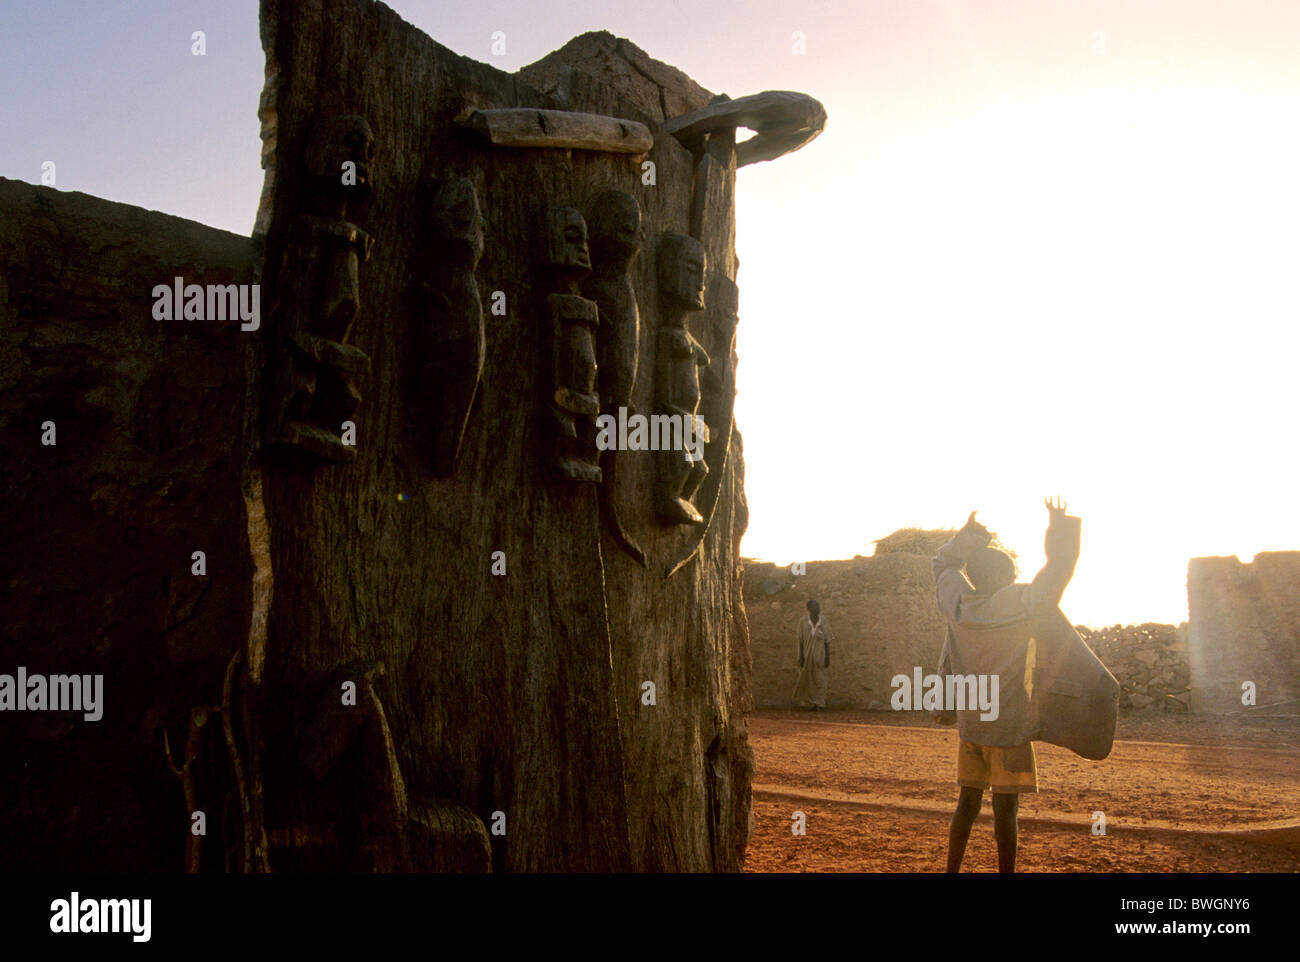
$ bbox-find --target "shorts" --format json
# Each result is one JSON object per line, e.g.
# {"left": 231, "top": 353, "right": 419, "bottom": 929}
{"left": 956, "top": 740, "right": 1038, "bottom": 794}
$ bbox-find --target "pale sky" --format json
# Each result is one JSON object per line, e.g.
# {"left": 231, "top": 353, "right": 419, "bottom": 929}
{"left": 4, "top": 0, "right": 1298, "bottom": 625}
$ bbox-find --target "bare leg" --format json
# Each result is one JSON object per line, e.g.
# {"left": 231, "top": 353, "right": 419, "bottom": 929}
{"left": 681, "top": 451, "right": 709, "bottom": 503}
{"left": 992, "top": 792, "right": 1019, "bottom": 873}
{"left": 946, "top": 786, "right": 982, "bottom": 872}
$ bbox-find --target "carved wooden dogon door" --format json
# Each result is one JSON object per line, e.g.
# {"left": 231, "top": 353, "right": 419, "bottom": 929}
{"left": 255, "top": 0, "right": 822, "bottom": 873}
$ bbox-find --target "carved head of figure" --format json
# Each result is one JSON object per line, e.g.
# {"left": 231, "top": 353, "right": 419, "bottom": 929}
{"left": 657, "top": 233, "right": 707, "bottom": 312}
{"left": 306, "top": 114, "right": 376, "bottom": 196}
{"left": 547, "top": 207, "right": 592, "bottom": 279}
{"left": 432, "top": 176, "right": 484, "bottom": 269}
{"left": 587, "top": 190, "right": 642, "bottom": 271}
{"left": 711, "top": 273, "right": 739, "bottom": 323}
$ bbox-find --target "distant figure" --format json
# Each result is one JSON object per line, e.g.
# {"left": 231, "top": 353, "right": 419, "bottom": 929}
{"left": 933, "top": 498, "right": 1080, "bottom": 873}
{"left": 793, "top": 599, "right": 833, "bottom": 711}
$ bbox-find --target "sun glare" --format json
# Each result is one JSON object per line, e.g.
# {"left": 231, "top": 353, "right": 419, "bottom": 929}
{"left": 736, "top": 72, "right": 1300, "bottom": 627}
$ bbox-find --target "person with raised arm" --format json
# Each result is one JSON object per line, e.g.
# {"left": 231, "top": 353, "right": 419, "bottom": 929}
{"left": 932, "top": 498, "right": 1085, "bottom": 872}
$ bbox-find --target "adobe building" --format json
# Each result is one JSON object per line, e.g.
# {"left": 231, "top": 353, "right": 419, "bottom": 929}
{"left": 1187, "top": 553, "right": 1300, "bottom": 715}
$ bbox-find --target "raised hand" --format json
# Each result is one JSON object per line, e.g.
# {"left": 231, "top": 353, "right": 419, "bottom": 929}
{"left": 961, "top": 511, "right": 992, "bottom": 544}
{"left": 1044, "top": 496, "right": 1068, "bottom": 523}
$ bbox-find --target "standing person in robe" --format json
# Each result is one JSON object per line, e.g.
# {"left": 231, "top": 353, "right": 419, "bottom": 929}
{"left": 793, "top": 599, "right": 833, "bottom": 711}
{"left": 933, "top": 498, "right": 1080, "bottom": 873}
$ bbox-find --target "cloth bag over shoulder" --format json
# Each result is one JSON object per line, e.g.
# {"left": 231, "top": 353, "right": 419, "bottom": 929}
{"left": 1028, "top": 607, "right": 1120, "bottom": 760}
{"left": 933, "top": 511, "right": 1119, "bottom": 759}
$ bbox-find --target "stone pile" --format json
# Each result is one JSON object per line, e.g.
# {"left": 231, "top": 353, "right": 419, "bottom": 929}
{"left": 1075, "top": 623, "right": 1189, "bottom": 712}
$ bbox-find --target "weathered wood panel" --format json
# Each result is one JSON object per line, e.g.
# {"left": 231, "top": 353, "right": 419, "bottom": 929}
{"left": 255, "top": 0, "right": 754, "bottom": 870}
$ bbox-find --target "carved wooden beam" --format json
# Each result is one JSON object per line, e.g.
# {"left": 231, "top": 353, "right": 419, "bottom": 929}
{"left": 660, "top": 90, "right": 826, "bottom": 166}
{"left": 462, "top": 108, "right": 653, "bottom": 154}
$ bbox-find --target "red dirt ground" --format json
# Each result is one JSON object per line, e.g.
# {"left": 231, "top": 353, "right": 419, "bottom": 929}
{"left": 744, "top": 710, "right": 1300, "bottom": 872}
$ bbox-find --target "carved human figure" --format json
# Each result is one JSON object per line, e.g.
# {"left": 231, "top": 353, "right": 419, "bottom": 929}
{"left": 582, "top": 191, "right": 645, "bottom": 560}
{"left": 548, "top": 206, "right": 593, "bottom": 280}
{"left": 581, "top": 190, "right": 642, "bottom": 410}
{"left": 270, "top": 113, "right": 377, "bottom": 462}
{"left": 547, "top": 207, "right": 602, "bottom": 483}
{"left": 268, "top": 660, "right": 493, "bottom": 871}
{"left": 423, "top": 176, "right": 485, "bottom": 474}
{"left": 702, "top": 272, "right": 738, "bottom": 428}
{"left": 655, "top": 233, "right": 711, "bottom": 524}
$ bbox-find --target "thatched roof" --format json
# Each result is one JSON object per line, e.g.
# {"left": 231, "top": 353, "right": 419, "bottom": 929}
{"left": 873, "top": 527, "right": 1019, "bottom": 567}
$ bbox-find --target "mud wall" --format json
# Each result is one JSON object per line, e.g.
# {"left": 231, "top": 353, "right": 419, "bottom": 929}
{"left": 745, "top": 556, "right": 1190, "bottom": 713}
{"left": 1188, "top": 553, "right": 1300, "bottom": 715}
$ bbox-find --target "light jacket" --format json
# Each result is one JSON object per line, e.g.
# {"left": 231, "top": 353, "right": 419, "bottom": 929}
{"left": 933, "top": 515, "right": 1119, "bottom": 759}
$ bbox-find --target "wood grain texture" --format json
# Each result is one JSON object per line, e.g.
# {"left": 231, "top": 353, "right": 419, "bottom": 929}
{"left": 256, "top": 0, "right": 755, "bottom": 870}
{"left": 464, "top": 108, "right": 653, "bottom": 154}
